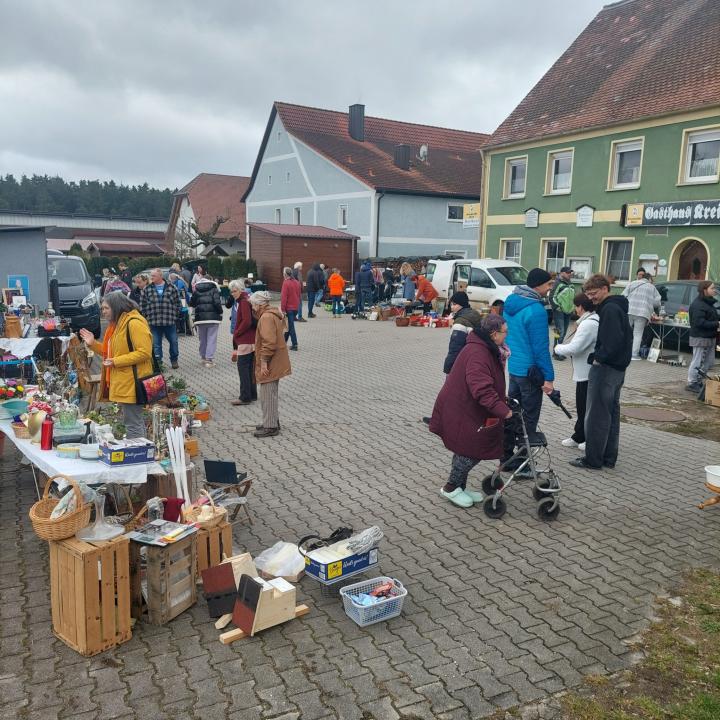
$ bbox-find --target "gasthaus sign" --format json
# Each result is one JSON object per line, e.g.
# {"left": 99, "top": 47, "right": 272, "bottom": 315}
{"left": 624, "top": 200, "right": 720, "bottom": 227}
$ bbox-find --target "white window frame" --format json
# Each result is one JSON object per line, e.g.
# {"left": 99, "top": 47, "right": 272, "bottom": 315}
{"left": 267, "top": 174, "right": 272, "bottom": 185}
{"left": 447, "top": 203, "right": 464, "bottom": 222}
{"left": 274, "top": 208, "right": 281, "bottom": 223}
{"left": 338, "top": 204, "right": 348, "bottom": 228}
{"left": 602, "top": 238, "right": 635, "bottom": 284}
{"left": 680, "top": 126, "right": 720, "bottom": 184}
{"left": 503, "top": 156, "right": 527, "bottom": 199}
{"left": 545, "top": 148, "right": 574, "bottom": 195}
{"left": 540, "top": 238, "right": 566, "bottom": 274}
{"left": 608, "top": 137, "right": 644, "bottom": 190}
{"left": 293, "top": 207, "right": 301, "bottom": 225}
{"left": 500, "top": 238, "right": 522, "bottom": 264}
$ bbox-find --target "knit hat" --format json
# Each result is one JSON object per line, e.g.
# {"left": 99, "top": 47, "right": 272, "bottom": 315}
{"left": 248, "top": 291, "right": 271, "bottom": 306}
{"left": 527, "top": 268, "right": 552, "bottom": 288}
{"left": 449, "top": 291, "right": 470, "bottom": 308}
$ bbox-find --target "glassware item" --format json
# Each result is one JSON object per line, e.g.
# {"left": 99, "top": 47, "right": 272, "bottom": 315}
{"left": 76, "top": 486, "right": 124, "bottom": 541}
{"left": 40, "top": 416, "right": 54, "bottom": 450}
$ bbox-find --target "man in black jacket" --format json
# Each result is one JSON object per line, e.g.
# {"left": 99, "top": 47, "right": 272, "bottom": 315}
{"left": 305, "top": 263, "right": 325, "bottom": 318}
{"left": 570, "top": 274, "right": 632, "bottom": 470}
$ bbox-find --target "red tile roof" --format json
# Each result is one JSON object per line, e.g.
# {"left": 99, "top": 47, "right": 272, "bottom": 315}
{"left": 167, "top": 173, "right": 250, "bottom": 246}
{"left": 247, "top": 223, "right": 358, "bottom": 240}
{"left": 487, "top": 0, "right": 720, "bottom": 148}
{"left": 246, "top": 103, "right": 486, "bottom": 198}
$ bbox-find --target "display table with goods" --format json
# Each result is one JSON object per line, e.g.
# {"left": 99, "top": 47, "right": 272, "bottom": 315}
{"left": 648, "top": 314, "right": 691, "bottom": 362}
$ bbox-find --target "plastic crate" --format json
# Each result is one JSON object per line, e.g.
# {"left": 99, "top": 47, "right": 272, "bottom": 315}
{"left": 339, "top": 576, "right": 406, "bottom": 627}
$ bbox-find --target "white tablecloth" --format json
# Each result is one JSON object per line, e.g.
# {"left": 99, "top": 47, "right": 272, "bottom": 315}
{"left": 0, "top": 419, "right": 163, "bottom": 485}
{"left": 0, "top": 336, "right": 73, "bottom": 358}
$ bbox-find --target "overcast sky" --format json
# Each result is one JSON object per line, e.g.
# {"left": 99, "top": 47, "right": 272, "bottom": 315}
{"left": 1, "top": 0, "right": 607, "bottom": 190}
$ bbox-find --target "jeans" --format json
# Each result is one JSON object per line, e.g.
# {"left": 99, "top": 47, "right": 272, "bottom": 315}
{"left": 584, "top": 363, "right": 624, "bottom": 468}
{"left": 121, "top": 402, "right": 146, "bottom": 439}
{"left": 688, "top": 344, "right": 716, "bottom": 385}
{"left": 447, "top": 454, "right": 481, "bottom": 491}
{"left": 331, "top": 295, "right": 343, "bottom": 315}
{"left": 151, "top": 324, "right": 178, "bottom": 363}
{"left": 296, "top": 296, "right": 303, "bottom": 320}
{"left": 628, "top": 314, "right": 648, "bottom": 358}
{"left": 284, "top": 310, "right": 298, "bottom": 348}
{"left": 315, "top": 289, "right": 324, "bottom": 307}
{"left": 571, "top": 380, "right": 588, "bottom": 443}
{"left": 307, "top": 291, "right": 317, "bottom": 317}
{"left": 503, "top": 374, "right": 543, "bottom": 459}
{"left": 357, "top": 288, "right": 372, "bottom": 311}
{"left": 237, "top": 352, "right": 257, "bottom": 402}
{"left": 553, "top": 309, "right": 571, "bottom": 345}
{"left": 197, "top": 323, "right": 219, "bottom": 360}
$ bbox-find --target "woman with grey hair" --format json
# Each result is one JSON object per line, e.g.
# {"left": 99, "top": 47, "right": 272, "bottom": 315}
{"left": 280, "top": 266, "right": 301, "bottom": 351}
{"left": 249, "top": 291, "right": 292, "bottom": 437}
{"left": 79, "top": 291, "right": 154, "bottom": 438}
{"left": 229, "top": 278, "right": 257, "bottom": 405}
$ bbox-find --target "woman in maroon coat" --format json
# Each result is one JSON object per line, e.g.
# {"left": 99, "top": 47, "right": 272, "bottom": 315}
{"left": 230, "top": 280, "right": 257, "bottom": 405}
{"left": 430, "top": 313, "right": 512, "bottom": 508}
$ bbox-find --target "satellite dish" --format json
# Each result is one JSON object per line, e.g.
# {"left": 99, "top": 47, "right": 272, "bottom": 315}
{"left": 418, "top": 144, "right": 428, "bottom": 162}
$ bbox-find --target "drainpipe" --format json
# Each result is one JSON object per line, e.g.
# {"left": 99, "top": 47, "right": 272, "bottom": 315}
{"left": 479, "top": 148, "right": 486, "bottom": 258}
{"left": 374, "top": 191, "right": 385, "bottom": 258}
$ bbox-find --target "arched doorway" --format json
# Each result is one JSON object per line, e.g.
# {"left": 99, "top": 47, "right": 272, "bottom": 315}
{"left": 669, "top": 237, "right": 709, "bottom": 280}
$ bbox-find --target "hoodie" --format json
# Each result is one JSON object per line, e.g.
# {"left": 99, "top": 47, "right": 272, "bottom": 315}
{"left": 503, "top": 285, "right": 555, "bottom": 382}
{"left": 590, "top": 294, "right": 632, "bottom": 371}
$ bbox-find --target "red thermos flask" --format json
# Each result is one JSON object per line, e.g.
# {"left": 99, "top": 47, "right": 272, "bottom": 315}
{"left": 40, "top": 416, "right": 54, "bottom": 450}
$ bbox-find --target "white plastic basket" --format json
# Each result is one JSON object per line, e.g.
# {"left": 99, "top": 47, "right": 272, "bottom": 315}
{"left": 339, "top": 576, "right": 406, "bottom": 627}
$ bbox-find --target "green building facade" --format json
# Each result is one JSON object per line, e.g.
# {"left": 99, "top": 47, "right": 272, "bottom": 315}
{"left": 481, "top": 109, "right": 720, "bottom": 287}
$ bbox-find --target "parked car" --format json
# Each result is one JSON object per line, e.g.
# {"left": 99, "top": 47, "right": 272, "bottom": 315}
{"left": 655, "top": 280, "right": 720, "bottom": 319}
{"left": 426, "top": 258, "right": 529, "bottom": 310}
{"left": 47, "top": 253, "right": 101, "bottom": 337}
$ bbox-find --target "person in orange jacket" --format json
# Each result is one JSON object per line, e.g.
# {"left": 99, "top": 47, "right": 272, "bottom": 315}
{"left": 415, "top": 275, "right": 439, "bottom": 312}
{"left": 327, "top": 269, "right": 346, "bottom": 317}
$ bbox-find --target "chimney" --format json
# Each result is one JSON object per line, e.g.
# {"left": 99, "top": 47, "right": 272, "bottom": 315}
{"left": 348, "top": 104, "right": 365, "bottom": 141}
{"left": 393, "top": 144, "right": 411, "bottom": 171}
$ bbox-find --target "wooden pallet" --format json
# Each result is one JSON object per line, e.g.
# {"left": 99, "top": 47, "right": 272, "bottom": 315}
{"left": 49, "top": 535, "right": 132, "bottom": 656}
{"left": 196, "top": 521, "right": 233, "bottom": 575}
{"left": 129, "top": 534, "right": 197, "bottom": 625}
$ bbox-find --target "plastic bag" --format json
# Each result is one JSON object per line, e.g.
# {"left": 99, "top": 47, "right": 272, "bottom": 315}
{"left": 50, "top": 482, "right": 97, "bottom": 519}
{"left": 254, "top": 541, "right": 304, "bottom": 579}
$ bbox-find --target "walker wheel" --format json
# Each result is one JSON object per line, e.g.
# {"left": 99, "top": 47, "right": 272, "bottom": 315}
{"left": 483, "top": 496, "right": 507, "bottom": 519}
{"left": 481, "top": 474, "right": 504, "bottom": 496}
{"left": 532, "top": 479, "right": 552, "bottom": 501}
{"left": 537, "top": 497, "right": 560, "bottom": 521}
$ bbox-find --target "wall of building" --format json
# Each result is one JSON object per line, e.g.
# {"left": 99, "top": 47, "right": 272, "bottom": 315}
{"left": 483, "top": 110, "right": 720, "bottom": 282}
{"left": 0, "top": 228, "right": 49, "bottom": 308}
{"left": 378, "top": 193, "right": 479, "bottom": 258}
{"left": 280, "top": 238, "right": 355, "bottom": 290}
{"left": 248, "top": 228, "right": 283, "bottom": 291}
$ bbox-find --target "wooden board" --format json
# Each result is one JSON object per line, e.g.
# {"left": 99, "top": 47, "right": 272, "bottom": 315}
{"left": 219, "top": 605, "right": 310, "bottom": 645}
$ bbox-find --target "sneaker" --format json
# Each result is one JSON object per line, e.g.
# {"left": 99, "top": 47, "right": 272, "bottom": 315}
{"left": 464, "top": 489, "right": 484, "bottom": 503}
{"left": 578, "top": 442, "right": 586, "bottom": 451}
{"left": 686, "top": 383, "right": 702, "bottom": 393}
{"left": 440, "top": 487, "right": 474, "bottom": 508}
{"left": 422, "top": 416, "right": 431, "bottom": 425}
{"left": 308, "top": 313, "right": 317, "bottom": 318}
{"left": 561, "top": 438, "right": 579, "bottom": 448}
{"left": 296, "top": 318, "right": 307, "bottom": 323}
{"left": 290, "top": 346, "right": 298, "bottom": 351}
{"left": 631, "top": 356, "right": 642, "bottom": 361}
{"left": 254, "top": 427, "right": 279, "bottom": 438}
{"left": 171, "top": 361, "right": 179, "bottom": 369}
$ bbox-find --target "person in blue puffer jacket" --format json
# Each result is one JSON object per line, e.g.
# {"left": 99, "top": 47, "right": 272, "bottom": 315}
{"left": 503, "top": 268, "right": 556, "bottom": 456}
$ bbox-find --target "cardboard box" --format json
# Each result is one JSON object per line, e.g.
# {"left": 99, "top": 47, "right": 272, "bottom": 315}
{"left": 304, "top": 547, "right": 379, "bottom": 585}
{"left": 705, "top": 379, "right": 720, "bottom": 407}
{"left": 100, "top": 440, "right": 155, "bottom": 466}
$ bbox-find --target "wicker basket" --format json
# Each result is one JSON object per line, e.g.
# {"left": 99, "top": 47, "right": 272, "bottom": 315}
{"left": 29, "top": 474, "right": 92, "bottom": 541}
{"left": 395, "top": 317, "right": 410, "bottom": 327}
{"left": 183, "top": 490, "right": 226, "bottom": 529}
{"left": 11, "top": 421, "right": 30, "bottom": 439}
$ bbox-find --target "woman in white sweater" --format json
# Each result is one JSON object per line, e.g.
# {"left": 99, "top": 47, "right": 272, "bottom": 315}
{"left": 554, "top": 292, "right": 599, "bottom": 450}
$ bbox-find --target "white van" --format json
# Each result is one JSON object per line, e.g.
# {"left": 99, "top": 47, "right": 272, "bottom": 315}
{"left": 425, "top": 258, "right": 528, "bottom": 309}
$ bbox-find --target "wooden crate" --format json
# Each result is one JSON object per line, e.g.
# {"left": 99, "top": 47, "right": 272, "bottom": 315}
{"left": 49, "top": 535, "right": 132, "bottom": 656}
{"left": 196, "top": 522, "right": 233, "bottom": 575}
{"left": 129, "top": 534, "right": 197, "bottom": 625}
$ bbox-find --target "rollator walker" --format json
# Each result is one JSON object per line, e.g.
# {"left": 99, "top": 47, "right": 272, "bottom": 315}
{"left": 480, "top": 396, "right": 566, "bottom": 521}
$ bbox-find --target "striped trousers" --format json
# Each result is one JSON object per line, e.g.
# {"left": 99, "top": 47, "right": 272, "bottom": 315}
{"left": 258, "top": 380, "right": 279, "bottom": 429}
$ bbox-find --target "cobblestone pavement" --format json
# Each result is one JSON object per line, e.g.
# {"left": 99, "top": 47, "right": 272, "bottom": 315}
{"left": 3, "top": 310, "right": 720, "bottom": 720}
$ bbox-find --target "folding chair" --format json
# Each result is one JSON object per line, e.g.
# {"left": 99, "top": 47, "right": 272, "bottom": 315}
{"left": 202, "top": 459, "right": 253, "bottom": 525}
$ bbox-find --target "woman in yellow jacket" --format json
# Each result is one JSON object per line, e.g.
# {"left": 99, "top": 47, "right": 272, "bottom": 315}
{"left": 79, "top": 291, "right": 153, "bottom": 438}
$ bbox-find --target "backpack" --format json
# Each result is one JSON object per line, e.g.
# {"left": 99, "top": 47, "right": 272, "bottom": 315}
{"left": 554, "top": 283, "right": 575, "bottom": 315}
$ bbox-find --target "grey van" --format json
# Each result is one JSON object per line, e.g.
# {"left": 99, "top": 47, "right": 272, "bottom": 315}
{"left": 47, "top": 253, "right": 101, "bottom": 336}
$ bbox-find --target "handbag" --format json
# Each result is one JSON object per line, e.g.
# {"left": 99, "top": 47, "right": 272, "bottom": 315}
{"left": 125, "top": 321, "right": 167, "bottom": 405}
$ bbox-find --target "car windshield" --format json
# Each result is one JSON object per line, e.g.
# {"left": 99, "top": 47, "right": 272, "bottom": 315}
{"left": 425, "top": 262, "right": 436, "bottom": 281}
{"left": 487, "top": 266, "right": 528, "bottom": 286}
{"left": 657, "top": 284, "right": 687, "bottom": 306}
{"left": 48, "top": 257, "right": 89, "bottom": 285}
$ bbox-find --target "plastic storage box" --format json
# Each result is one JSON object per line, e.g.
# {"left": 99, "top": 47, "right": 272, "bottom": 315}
{"left": 339, "top": 576, "right": 406, "bottom": 627}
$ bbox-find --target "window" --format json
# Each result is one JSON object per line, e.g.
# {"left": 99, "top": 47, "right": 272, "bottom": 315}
{"left": 542, "top": 239, "right": 566, "bottom": 274}
{"left": 604, "top": 240, "right": 633, "bottom": 281}
{"left": 504, "top": 157, "right": 527, "bottom": 198}
{"left": 338, "top": 204, "right": 348, "bottom": 228}
{"left": 447, "top": 204, "right": 464, "bottom": 221}
{"left": 488, "top": 265, "right": 527, "bottom": 286}
{"left": 285, "top": 171, "right": 291, "bottom": 183}
{"left": 610, "top": 139, "right": 643, "bottom": 189}
{"left": 501, "top": 239, "right": 521, "bottom": 264}
{"left": 546, "top": 150, "right": 573, "bottom": 194}
{"left": 425, "top": 262, "right": 437, "bottom": 281}
{"left": 469, "top": 267, "right": 493, "bottom": 288}
{"left": 683, "top": 129, "right": 720, "bottom": 183}
{"left": 293, "top": 207, "right": 301, "bottom": 224}
{"left": 274, "top": 208, "right": 281, "bottom": 223}
{"left": 267, "top": 174, "right": 272, "bottom": 185}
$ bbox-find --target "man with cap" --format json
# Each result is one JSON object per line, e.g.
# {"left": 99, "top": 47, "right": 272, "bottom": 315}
{"left": 503, "top": 268, "right": 555, "bottom": 459}
{"left": 549, "top": 266, "right": 575, "bottom": 357}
